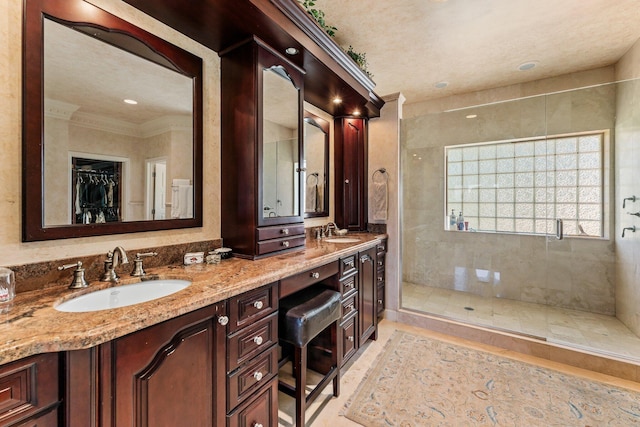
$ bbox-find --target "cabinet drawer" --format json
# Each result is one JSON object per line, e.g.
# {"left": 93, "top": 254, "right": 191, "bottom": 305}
{"left": 377, "top": 283, "right": 385, "bottom": 317}
{"left": 227, "top": 345, "right": 278, "bottom": 411}
{"left": 279, "top": 260, "right": 339, "bottom": 298}
{"left": 376, "top": 256, "right": 385, "bottom": 270}
{"left": 376, "top": 241, "right": 387, "bottom": 255}
{"left": 341, "top": 315, "right": 357, "bottom": 365}
{"left": 341, "top": 293, "right": 358, "bottom": 320}
{"left": 0, "top": 353, "right": 59, "bottom": 426}
{"left": 256, "top": 235, "right": 305, "bottom": 256}
{"left": 227, "top": 380, "right": 277, "bottom": 427}
{"left": 340, "top": 274, "right": 357, "bottom": 296}
{"left": 376, "top": 270, "right": 385, "bottom": 286}
{"left": 340, "top": 255, "right": 357, "bottom": 277}
{"left": 227, "top": 312, "right": 278, "bottom": 372}
{"left": 256, "top": 224, "right": 304, "bottom": 241}
{"left": 228, "top": 282, "right": 278, "bottom": 333}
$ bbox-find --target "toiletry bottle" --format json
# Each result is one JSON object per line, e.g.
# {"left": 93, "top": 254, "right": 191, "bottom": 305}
{"left": 449, "top": 209, "right": 456, "bottom": 230}
{"left": 457, "top": 211, "right": 465, "bottom": 230}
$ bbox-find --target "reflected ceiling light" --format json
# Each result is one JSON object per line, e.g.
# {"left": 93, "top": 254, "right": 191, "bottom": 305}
{"left": 518, "top": 61, "right": 538, "bottom": 71}
{"left": 123, "top": 99, "right": 138, "bottom": 105}
{"left": 434, "top": 81, "right": 449, "bottom": 89}
{"left": 466, "top": 114, "right": 477, "bottom": 119}
{"left": 333, "top": 97, "right": 342, "bottom": 104}
{"left": 352, "top": 110, "right": 361, "bottom": 116}
{"left": 285, "top": 47, "right": 299, "bottom": 55}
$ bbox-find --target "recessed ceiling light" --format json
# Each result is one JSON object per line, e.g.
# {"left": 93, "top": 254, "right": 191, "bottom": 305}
{"left": 466, "top": 114, "right": 477, "bottom": 119}
{"left": 333, "top": 97, "right": 342, "bottom": 104}
{"left": 123, "top": 99, "right": 138, "bottom": 105}
{"left": 434, "top": 81, "right": 449, "bottom": 89}
{"left": 285, "top": 47, "right": 299, "bottom": 55}
{"left": 518, "top": 61, "right": 538, "bottom": 71}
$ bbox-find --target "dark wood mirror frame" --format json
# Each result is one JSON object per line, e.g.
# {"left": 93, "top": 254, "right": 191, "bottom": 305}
{"left": 22, "top": 0, "right": 203, "bottom": 242}
{"left": 303, "top": 111, "right": 330, "bottom": 218}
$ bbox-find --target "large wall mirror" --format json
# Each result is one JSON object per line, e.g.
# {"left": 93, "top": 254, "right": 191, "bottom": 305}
{"left": 23, "top": 0, "right": 203, "bottom": 241}
{"left": 261, "top": 65, "right": 302, "bottom": 221}
{"left": 303, "top": 112, "right": 329, "bottom": 218}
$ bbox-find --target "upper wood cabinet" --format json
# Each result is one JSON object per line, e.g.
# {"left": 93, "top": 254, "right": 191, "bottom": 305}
{"left": 221, "top": 37, "right": 306, "bottom": 259}
{"left": 334, "top": 118, "right": 368, "bottom": 231}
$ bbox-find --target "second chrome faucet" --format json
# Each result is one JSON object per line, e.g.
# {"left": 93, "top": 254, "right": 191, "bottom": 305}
{"left": 101, "top": 246, "right": 129, "bottom": 282}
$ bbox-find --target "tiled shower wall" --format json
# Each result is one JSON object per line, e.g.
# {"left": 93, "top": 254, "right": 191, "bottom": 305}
{"left": 401, "top": 69, "right": 617, "bottom": 315}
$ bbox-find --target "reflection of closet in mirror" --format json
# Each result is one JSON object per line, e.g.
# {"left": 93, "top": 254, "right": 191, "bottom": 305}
{"left": 71, "top": 157, "right": 122, "bottom": 225}
{"left": 23, "top": 0, "right": 204, "bottom": 241}
{"left": 303, "top": 113, "right": 329, "bottom": 217}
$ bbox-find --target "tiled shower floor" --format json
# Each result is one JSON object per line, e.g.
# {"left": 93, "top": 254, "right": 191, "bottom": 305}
{"left": 402, "top": 282, "right": 640, "bottom": 361}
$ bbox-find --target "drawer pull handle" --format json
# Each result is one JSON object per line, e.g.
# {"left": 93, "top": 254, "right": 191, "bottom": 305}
{"left": 253, "top": 371, "right": 263, "bottom": 381}
{"left": 360, "top": 255, "right": 371, "bottom": 264}
{"left": 253, "top": 336, "right": 263, "bottom": 345}
{"left": 253, "top": 300, "right": 264, "bottom": 310}
{"left": 378, "top": 299, "right": 383, "bottom": 304}
{"left": 346, "top": 303, "right": 355, "bottom": 312}
{"left": 253, "top": 423, "right": 264, "bottom": 427}
{"left": 378, "top": 277, "right": 384, "bottom": 282}
{"left": 282, "top": 241, "right": 290, "bottom": 248}
{"left": 344, "top": 282, "right": 354, "bottom": 289}
{"left": 217, "top": 315, "right": 229, "bottom": 326}
{"left": 282, "top": 228, "right": 289, "bottom": 235}
{"left": 347, "top": 261, "right": 354, "bottom": 268}
{"left": 378, "top": 261, "right": 384, "bottom": 266}
{"left": 347, "top": 335, "right": 354, "bottom": 342}
{"left": 310, "top": 272, "right": 320, "bottom": 279}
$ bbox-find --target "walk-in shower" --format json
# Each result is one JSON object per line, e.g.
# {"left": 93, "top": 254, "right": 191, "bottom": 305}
{"left": 401, "top": 73, "right": 640, "bottom": 361}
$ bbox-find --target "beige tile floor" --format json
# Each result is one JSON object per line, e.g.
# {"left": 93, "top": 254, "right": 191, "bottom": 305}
{"left": 277, "top": 319, "right": 640, "bottom": 426}
{"left": 402, "top": 282, "right": 640, "bottom": 361}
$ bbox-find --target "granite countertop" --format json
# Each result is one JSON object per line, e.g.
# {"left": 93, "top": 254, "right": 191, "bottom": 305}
{"left": 0, "top": 233, "right": 386, "bottom": 365}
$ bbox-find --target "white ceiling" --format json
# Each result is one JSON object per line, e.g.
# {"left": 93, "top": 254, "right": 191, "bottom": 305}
{"left": 318, "top": 0, "right": 640, "bottom": 104}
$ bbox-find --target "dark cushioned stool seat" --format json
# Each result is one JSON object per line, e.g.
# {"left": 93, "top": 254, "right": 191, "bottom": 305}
{"left": 280, "top": 287, "right": 342, "bottom": 347}
{"left": 278, "top": 287, "right": 342, "bottom": 427}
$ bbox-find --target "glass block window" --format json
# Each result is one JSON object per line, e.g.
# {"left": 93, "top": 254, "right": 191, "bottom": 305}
{"left": 445, "top": 133, "right": 603, "bottom": 237}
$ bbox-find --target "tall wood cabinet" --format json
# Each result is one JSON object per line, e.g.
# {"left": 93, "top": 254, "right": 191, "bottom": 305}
{"left": 334, "top": 118, "right": 368, "bottom": 231}
{"left": 221, "top": 37, "right": 306, "bottom": 259}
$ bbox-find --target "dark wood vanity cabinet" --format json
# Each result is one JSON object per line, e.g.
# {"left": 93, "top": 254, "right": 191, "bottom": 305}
{"left": 334, "top": 118, "right": 368, "bottom": 232}
{"left": 65, "top": 303, "right": 227, "bottom": 427}
{"left": 221, "top": 37, "right": 306, "bottom": 259}
{"left": 376, "top": 239, "right": 387, "bottom": 318}
{"left": 339, "top": 247, "right": 377, "bottom": 366}
{"left": 0, "top": 353, "right": 60, "bottom": 427}
{"left": 226, "top": 283, "right": 279, "bottom": 427}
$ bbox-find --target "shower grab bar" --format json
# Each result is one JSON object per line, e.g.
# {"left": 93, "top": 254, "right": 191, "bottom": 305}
{"left": 556, "top": 218, "right": 563, "bottom": 240}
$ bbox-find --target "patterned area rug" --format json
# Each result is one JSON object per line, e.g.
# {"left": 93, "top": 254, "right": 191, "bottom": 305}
{"left": 345, "top": 331, "right": 640, "bottom": 426}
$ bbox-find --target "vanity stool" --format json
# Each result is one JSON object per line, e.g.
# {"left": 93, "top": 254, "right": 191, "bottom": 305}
{"left": 278, "top": 287, "right": 342, "bottom": 427}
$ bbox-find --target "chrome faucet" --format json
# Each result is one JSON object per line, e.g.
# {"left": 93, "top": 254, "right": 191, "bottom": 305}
{"left": 324, "top": 222, "right": 338, "bottom": 238}
{"left": 101, "top": 246, "right": 129, "bottom": 282}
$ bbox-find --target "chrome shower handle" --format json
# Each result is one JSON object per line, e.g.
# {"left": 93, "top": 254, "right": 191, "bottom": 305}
{"left": 628, "top": 211, "right": 640, "bottom": 218}
{"left": 622, "top": 226, "right": 636, "bottom": 238}
{"left": 623, "top": 195, "right": 637, "bottom": 209}
{"left": 556, "top": 218, "right": 564, "bottom": 240}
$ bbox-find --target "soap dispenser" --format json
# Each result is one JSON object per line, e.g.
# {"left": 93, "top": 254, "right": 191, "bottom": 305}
{"left": 449, "top": 209, "right": 456, "bottom": 230}
{"left": 457, "top": 211, "right": 465, "bottom": 230}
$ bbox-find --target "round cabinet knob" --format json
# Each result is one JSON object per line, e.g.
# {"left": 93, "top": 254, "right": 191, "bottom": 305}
{"left": 348, "top": 336, "right": 354, "bottom": 342}
{"left": 282, "top": 241, "right": 290, "bottom": 248}
{"left": 378, "top": 299, "right": 383, "bottom": 304}
{"left": 378, "top": 261, "right": 384, "bottom": 266}
{"left": 253, "top": 300, "right": 264, "bottom": 310}
{"left": 217, "top": 315, "right": 229, "bottom": 326}
{"left": 378, "top": 277, "right": 384, "bottom": 282}
{"left": 253, "top": 423, "right": 264, "bottom": 427}
{"left": 281, "top": 228, "right": 289, "bottom": 235}
{"left": 253, "top": 336, "right": 263, "bottom": 345}
{"left": 345, "top": 179, "right": 350, "bottom": 184}
{"left": 253, "top": 371, "right": 263, "bottom": 381}
{"left": 310, "top": 272, "right": 320, "bottom": 279}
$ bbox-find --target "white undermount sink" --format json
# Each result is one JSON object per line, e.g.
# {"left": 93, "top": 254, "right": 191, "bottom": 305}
{"left": 324, "top": 237, "right": 361, "bottom": 243}
{"left": 54, "top": 279, "right": 191, "bottom": 312}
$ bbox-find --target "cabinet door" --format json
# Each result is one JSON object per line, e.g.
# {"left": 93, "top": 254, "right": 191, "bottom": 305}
{"left": 334, "top": 118, "right": 368, "bottom": 231}
{"left": 110, "top": 303, "right": 226, "bottom": 427}
{"left": 358, "top": 247, "right": 377, "bottom": 344}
